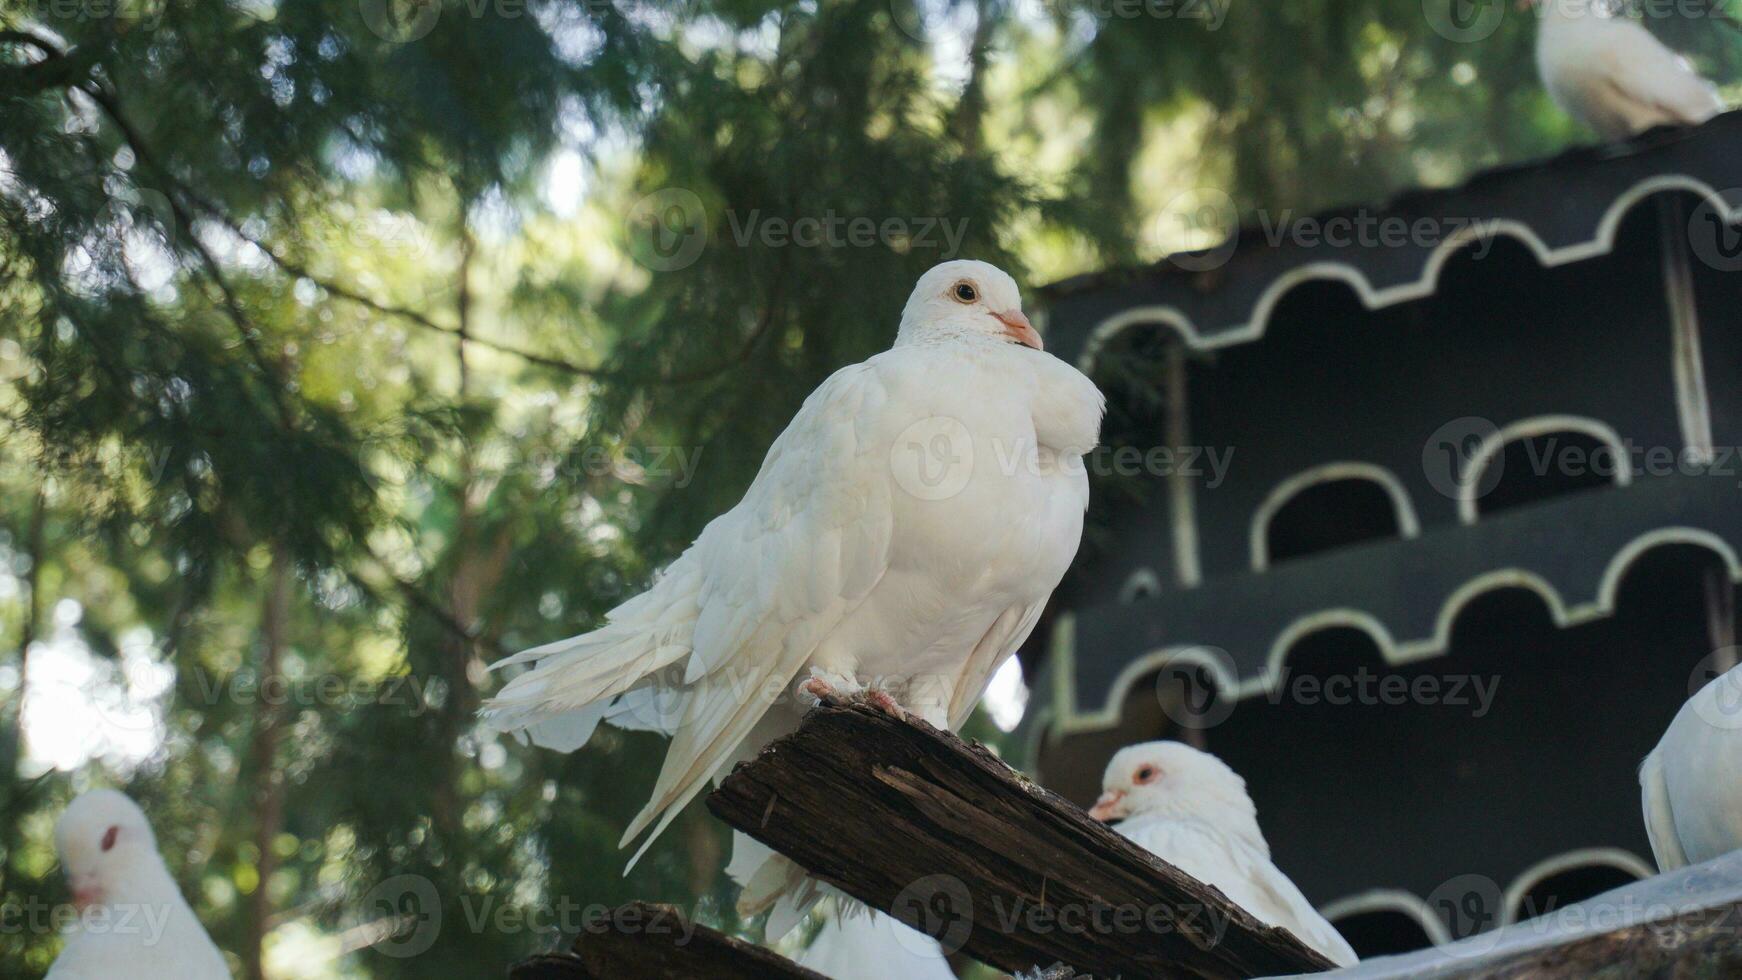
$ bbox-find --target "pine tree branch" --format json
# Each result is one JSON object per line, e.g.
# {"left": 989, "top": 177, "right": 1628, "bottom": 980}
{"left": 74, "top": 82, "right": 299, "bottom": 430}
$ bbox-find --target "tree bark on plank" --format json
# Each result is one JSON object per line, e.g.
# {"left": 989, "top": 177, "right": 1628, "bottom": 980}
{"left": 506, "top": 902, "right": 824, "bottom": 980}
{"left": 706, "top": 700, "right": 1336, "bottom": 979}
{"left": 1441, "top": 901, "right": 1742, "bottom": 979}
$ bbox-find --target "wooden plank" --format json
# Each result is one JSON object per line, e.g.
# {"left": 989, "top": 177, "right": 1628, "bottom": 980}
{"left": 1442, "top": 901, "right": 1742, "bottom": 979}
{"left": 706, "top": 700, "right": 1336, "bottom": 979}
{"left": 505, "top": 902, "right": 824, "bottom": 980}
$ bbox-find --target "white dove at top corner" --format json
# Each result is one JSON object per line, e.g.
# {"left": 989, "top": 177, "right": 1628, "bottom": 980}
{"left": 1090, "top": 741, "right": 1361, "bottom": 968}
{"left": 1530, "top": 0, "right": 1725, "bottom": 141}
{"left": 480, "top": 259, "right": 1105, "bottom": 939}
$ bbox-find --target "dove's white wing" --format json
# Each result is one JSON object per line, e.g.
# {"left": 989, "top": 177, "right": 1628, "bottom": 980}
{"left": 1120, "top": 817, "right": 1357, "bottom": 967}
{"left": 1640, "top": 744, "right": 1690, "bottom": 871}
{"left": 617, "top": 362, "right": 898, "bottom": 860}
{"left": 947, "top": 600, "right": 1046, "bottom": 728}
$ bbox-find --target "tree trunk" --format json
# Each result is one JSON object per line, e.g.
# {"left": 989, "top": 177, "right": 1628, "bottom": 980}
{"left": 241, "top": 544, "right": 293, "bottom": 980}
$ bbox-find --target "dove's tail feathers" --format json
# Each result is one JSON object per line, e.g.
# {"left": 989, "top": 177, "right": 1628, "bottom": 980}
{"left": 620, "top": 693, "right": 804, "bottom": 877}
{"left": 480, "top": 555, "right": 704, "bottom": 746}
{"left": 729, "top": 835, "right": 825, "bottom": 941}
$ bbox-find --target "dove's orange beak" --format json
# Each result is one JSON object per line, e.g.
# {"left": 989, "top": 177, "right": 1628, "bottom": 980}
{"left": 1088, "top": 790, "right": 1127, "bottom": 823}
{"left": 995, "top": 310, "right": 1043, "bottom": 351}
{"left": 70, "top": 877, "right": 103, "bottom": 910}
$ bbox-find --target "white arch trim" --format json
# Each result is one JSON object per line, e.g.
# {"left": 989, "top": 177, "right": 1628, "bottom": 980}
{"left": 1500, "top": 847, "right": 1655, "bottom": 926}
{"left": 1458, "top": 415, "right": 1633, "bottom": 526}
{"left": 1074, "top": 175, "right": 1742, "bottom": 373}
{"left": 1321, "top": 889, "right": 1453, "bottom": 947}
{"left": 1047, "top": 526, "right": 1742, "bottom": 736}
{"left": 1252, "top": 462, "right": 1422, "bottom": 570}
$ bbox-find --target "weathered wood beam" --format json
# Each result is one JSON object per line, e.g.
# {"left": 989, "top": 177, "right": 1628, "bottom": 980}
{"left": 1442, "top": 901, "right": 1742, "bottom": 979}
{"left": 505, "top": 901, "right": 824, "bottom": 980}
{"left": 706, "top": 700, "right": 1336, "bottom": 979}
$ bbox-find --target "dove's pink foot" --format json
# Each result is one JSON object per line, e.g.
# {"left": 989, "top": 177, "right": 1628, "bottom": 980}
{"left": 858, "top": 687, "right": 907, "bottom": 718}
{"left": 796, "top": 676, "right": 911, "bottom": 720}
{"left": 798, "top": 677, "right": 838, "bottom": 703}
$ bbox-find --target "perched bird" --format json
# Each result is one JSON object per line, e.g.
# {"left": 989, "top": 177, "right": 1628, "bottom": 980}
{"left": 1532, "top": 0, "right": 1724, "bottom": 140}
{"left": 47, "top": 790, "right": 229, "bottom": 980}
{"left": 796, "top": 907, "right": 958, "bottom": 980}
{"left": 1090, "top": 742, "right": 1359, "bottom": 967}
{"left": 484, "top": 259, "right": 1104, "bottom": 935}
{"left": 1640, "top": 662, "right": 1742, "bottom": 870}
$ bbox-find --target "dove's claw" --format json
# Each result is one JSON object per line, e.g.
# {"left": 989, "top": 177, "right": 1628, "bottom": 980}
{"left": 795, "top": 672, "right": 912, "bottom": 719}
{"left": 857, "top": 687, "right": 909, "bottom": 719}
{"left": 797, "top": 676, "right": 839, "bottom": 706}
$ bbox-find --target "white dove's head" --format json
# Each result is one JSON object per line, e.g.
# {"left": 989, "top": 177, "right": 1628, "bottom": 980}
{"left": 896, "top": 260, "right": 1042, "bottom": 351}
{"left": 55, "top": 789, "right": 163, "bottom": 909}
{"left": 1089, "top": 742, "right": 1261, "bottom": 837}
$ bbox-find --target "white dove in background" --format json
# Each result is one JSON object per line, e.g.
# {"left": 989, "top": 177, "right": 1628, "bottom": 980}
{"left": 1532, "top": 0, "right": 1724, "bottom": 140}
{"left": 484, "top": 259, "right": 1104, "bottom": 935}
{"left": 796, "top": 907, "right": 958, "bottom": 980}
{"left": 1640, "top": 661, "right": 1742, "bottom": 870}
{"left": 46, "top": 790, "right": 229, "bottom": 980}
{"left": 1090, "top": 742, "right": 1359, "bottom": 968}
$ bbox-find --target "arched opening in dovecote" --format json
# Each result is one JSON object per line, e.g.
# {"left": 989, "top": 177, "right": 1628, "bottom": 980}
{"left": 1254, "top": 464, "right": 1419, "bottom": 569}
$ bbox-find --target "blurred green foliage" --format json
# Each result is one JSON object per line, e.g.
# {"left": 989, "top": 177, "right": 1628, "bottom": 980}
{"left": 0, "top": 0, "right": 1735, "bottom": 977}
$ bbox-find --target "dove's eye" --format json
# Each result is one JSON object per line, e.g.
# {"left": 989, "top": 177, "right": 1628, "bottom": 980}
{"left": 1135, "top": 766, "right": 1159, "bottom": 785}
{"left": 100, "top": 826, "right": 119, "bottom": 852}
{"left": 952, "top": 282, "right": 978, "bottom": 304}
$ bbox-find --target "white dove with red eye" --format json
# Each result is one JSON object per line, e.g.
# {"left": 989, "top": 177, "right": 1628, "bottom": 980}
{"left": 46, "top": 789, "right": 229, "bottom": 980}
{"left": 796, "top": 906, "right": 959, "bottom": 980}
{"left": 483, "top": 259, "right": 1104, "bottom": 937}
{"left": 1090, "top": 742, "right": 1359, "bottom": 968}
{"left": 1640, "top": 661, "right": 1742, "bottom": 871}
{"left": 1531, "top": 0, "right": 1724, "bottom": 140}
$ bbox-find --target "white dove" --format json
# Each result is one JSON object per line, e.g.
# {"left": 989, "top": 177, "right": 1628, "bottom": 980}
{"left": 484, "top": 259, "right": 1104, "bottom": 935}
{"left": 1089, "top": 742, "right": 1359, "bottom": 967}
{"left": 796, "top": 907, "right": 958, "bottom": 980}
{"left": 47, "top": 789, "right": 229, "bottom": 980}
{"left": 1532, "top": 0, "right": 1724, "bottom": 140}
{"left": 1640, "top": 661, "right": 1742, "bottom": 870}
